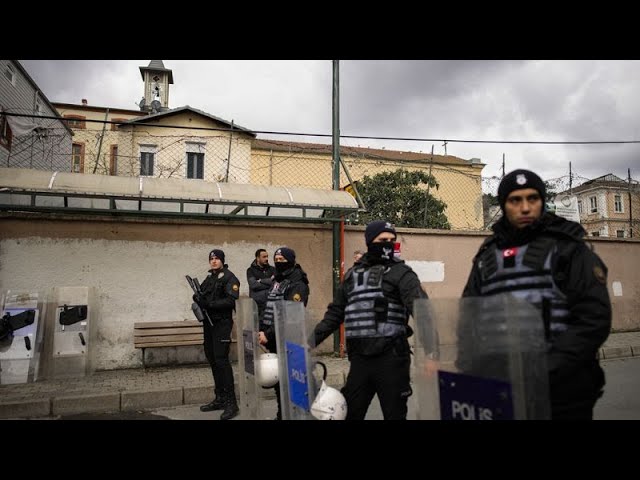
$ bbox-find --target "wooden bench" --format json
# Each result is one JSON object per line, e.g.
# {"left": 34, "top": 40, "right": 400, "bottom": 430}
{"left": 134, "top": 320, "right": 204, "bottom": 368}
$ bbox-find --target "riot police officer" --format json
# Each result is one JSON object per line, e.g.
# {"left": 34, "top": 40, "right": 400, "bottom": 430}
{"left": 193, "top": 248, "right": 241, "bottom": 420}
{"left": 312, "top": 221, "right": 428, "bottom": 420}
{"left": 463, "top": 169, "right": 611, "bottom": 420}
{"left": 258, "top": 246, "right": 310, "bottom": 420}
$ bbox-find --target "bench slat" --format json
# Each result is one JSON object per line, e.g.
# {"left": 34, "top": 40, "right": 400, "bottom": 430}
{"left": 135, "top": 340, "right": 204, "bottom": 348}
{"left": 134, "top": 327, "right": 203, "bottom": 337}
{"left": 134, "top": 321, "right": 201, "bottom": 329}
{"left": 135, "top": 333, "right": 204, "bottom": 345}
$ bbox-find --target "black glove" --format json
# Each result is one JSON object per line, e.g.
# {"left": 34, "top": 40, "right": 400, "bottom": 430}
{"left": 192, "top": 293, "right": 206, "bottom": 308}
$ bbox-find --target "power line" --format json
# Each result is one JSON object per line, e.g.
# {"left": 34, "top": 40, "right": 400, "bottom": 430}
{"left": 4, "top": 112, "right": 640, "bottom": 145}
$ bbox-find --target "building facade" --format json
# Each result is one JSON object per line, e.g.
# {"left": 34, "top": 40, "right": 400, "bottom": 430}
{"left": 571, "top": 173, "right": 640, "bottom": 238}
{"left": 250, "top": 139, "right": 486, "bottom": 230}
{"left": 0, "top": 60, "right": 73, "bottom": 171}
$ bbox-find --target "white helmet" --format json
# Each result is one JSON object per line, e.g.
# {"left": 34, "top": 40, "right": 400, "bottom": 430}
{"left": 310, "top": 362, "right": 347, "bottom": 420}
{"left": 256, "top": 353, "right": 279, "bottom": 388}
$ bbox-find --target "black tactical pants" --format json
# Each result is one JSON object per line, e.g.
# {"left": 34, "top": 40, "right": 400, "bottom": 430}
{"left": 203, "top": 318, "right": 234, "bottom": 395}
{"left": 342, "top": 349, "right": 412, "bottom": 420}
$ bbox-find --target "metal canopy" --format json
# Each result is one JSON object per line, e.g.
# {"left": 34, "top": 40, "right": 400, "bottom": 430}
{"left": 0, "top": 168, "right": 360, "bottom": 222}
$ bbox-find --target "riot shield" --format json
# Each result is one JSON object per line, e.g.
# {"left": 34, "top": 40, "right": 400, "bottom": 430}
{"left": 0, "top": 290, "right": 46, "bottom": 385}
{"left": 273, "top": 300, "right": 319, "bottom": 420}
{"left": 43, "top": 286, "right": 98, "bottom": 378}
{"left": 236, "top": 297, "right": 270, "bottom": 420}
{"left": 413, "top": 294, "right": 550, "bottom": 420}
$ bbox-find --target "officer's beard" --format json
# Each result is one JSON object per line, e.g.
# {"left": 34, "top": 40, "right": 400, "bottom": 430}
{"left": 367, "top": 241, "right": 394, "bottom": 263}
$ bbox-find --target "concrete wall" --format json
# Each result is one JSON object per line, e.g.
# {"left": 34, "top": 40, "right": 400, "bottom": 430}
{"left": 1, "top": 214, "right": 638, "bottom": 371}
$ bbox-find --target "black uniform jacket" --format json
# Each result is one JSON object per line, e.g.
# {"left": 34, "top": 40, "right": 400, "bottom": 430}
{"left": 246, "top": 261, "right": 276, "bottom": 307}
{"left": 200, "top": 266, "right": 241, "bottom": 322}
{"left": 463, "top": 213, "right": 611, "bottom": 403}
{"left": 261, "top": 264, "right": 310, "bottom": 352}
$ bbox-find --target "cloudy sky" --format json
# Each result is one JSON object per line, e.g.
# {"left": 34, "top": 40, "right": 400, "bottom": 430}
{"left": 20, "top": 60, "right": 640, "bottom": 184}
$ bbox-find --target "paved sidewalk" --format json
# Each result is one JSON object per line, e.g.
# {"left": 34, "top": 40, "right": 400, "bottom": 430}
{"left": 1, "top": 331, "right": 638, "bottom": 419}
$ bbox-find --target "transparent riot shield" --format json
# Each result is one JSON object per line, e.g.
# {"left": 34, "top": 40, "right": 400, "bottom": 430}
{"left": 236, "top": 297, "right": 270, "bottom": 420}
{"left": 273, "top": 300, "right": 319, "bottom": 420}
{"left": 43, "top": 286, "right": 98, "bottom": 379}
{"left": 413, "top": 294, "right": 550, "bottom": 420}
{"left": 0, "top": 290, "right": 46, "bottom": 385}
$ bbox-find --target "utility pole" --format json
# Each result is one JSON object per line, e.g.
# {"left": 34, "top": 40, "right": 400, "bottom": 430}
{"left": 569, "top": 161, "right": 573, "bottom": 195}
{"left": 501, "top": 153, "right": 505, "bottom": 178}
{"left": 629, "top": 168, "right": 634, "bottom": 238}
{"left": 224, "top": 120, "right": 234, "bottom": 182}
{"left": 423, "top": 145, "right": 434, "bottom": 226}
{"left": 442, "top": 140, "right": 448, "bottom": 156}
{"left": 332, "top": 60, "right": 342, "bottom": 355}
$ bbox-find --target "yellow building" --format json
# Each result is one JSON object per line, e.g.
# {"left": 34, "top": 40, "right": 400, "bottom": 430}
{"left": 51, "top": 60, "right": 486, "bottom": 230}
{"left": 53, "top": 61, "right": 255, "bottom": 181}
{"left": 250, "top": 139, "right": 486, "bottom": 230}
{"left": 52, "top": 100, "right": 145, "bottom": 175}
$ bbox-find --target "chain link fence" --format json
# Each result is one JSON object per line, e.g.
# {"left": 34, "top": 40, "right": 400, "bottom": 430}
{"left": 1, "top": 113, "right": 639, "bottom": 235}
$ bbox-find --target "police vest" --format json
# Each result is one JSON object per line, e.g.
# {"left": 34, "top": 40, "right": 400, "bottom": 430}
{"left": 477, "top": 236, "right": 570, "bottom": 339}
{"left": 261, "top": 279, "right": 291, "bottom": 327}
{"left": 344, "top": 264, "right": 407, "bottom": 339}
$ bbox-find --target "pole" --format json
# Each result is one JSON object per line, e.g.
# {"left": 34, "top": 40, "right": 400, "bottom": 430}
{"left": 569, "top": 161, "right": 573, "bottom": 195}
{"left": 93, "top": 108, "right": 109, "bottom": 174}
{"left": 629, "top": 168, "right": 633, "bottom": 238}
{"left": 423, "top": 145, "right": 434, "bottom": 226}
{"left": 224, "top": 120, "right": 234, "bottom": 182}
{"left": 332, "top": 60, "right": 342, "bottom": 355}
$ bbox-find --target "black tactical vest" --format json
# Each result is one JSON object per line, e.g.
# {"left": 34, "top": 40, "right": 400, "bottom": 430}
{"left": 344, "top": 264, "right": 407, "bottom": 339}
{"left": 477, "top": 236, "right": 570, "bottom": 339}
{"left": 261, "top": 279, "right": 291, "bottom": 327}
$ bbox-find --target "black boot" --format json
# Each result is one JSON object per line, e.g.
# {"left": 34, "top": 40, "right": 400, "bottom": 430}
{"left": 220, "top": 389, "right": 239, "bottom": 420}
{"left": 200, "top": 389, "right": 225, "bottom": 412}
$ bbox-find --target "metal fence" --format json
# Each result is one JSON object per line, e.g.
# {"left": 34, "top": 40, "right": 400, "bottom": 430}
{"left": 1, "top": 114, "right": 638, "bottom": 235}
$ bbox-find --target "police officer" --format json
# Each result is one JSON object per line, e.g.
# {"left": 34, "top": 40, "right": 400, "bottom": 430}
{"left": 246, "top": 248, "right": 276, "bottom": 319}
{"left": 463, "top": 169, "right": 611, "bottom": 420}
{"left": 258, "top": 246, "right": 309, "bottom": 420}
{"left": 312, "top": 221, "right": 428, "bottom": 420}
{"left": 193, "top": 248, "right": 241, "bottom": 420}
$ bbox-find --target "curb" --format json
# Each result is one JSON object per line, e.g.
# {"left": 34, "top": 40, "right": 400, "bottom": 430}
{"left": 0, "top": 370, "right": 348, "bottom": 420}
{"left": 3, "top": 343, "right": 637, "bottom": 419}
{"left": 598, "top": 344, "right": 640, "bottom": 360}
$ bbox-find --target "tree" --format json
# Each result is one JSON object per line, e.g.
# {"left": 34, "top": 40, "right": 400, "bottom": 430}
{"left": 351, "top": 169, "right": 451, "bottom": 229}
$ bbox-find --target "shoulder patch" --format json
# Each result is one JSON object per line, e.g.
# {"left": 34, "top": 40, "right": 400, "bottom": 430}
{"left": 292, "top": 293, "right": 302, "bottom": 302}
{"left": 232, "top": 284, "right": 239, "bottom": 291}
{"left": 593, "top": 265, "right": 607, "bottom": 284}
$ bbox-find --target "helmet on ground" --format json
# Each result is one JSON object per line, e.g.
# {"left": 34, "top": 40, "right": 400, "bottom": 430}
{"left": 310, "top": 361, "right": 347, "bottom": 420}
{"left": 256, "top": 353, "right": 279, "bottom": 388}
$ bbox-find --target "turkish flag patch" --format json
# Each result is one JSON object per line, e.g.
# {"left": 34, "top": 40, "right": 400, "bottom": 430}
{"left": 502, "top": 247, "right": 517, "bottom": 268}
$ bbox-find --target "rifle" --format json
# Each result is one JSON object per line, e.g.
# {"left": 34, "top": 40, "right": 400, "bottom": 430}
{"left": 186, "top": 275, "right": 213, "bottom": 327}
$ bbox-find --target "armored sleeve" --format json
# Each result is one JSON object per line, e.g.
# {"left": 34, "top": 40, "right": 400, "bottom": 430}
{"left": 548, "top": 243, "right": 612, "bottom": 379}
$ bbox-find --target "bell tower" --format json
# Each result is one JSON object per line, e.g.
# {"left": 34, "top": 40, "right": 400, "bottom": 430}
{"left": 138, "top": 60, "right": 174, "bottom": 113}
